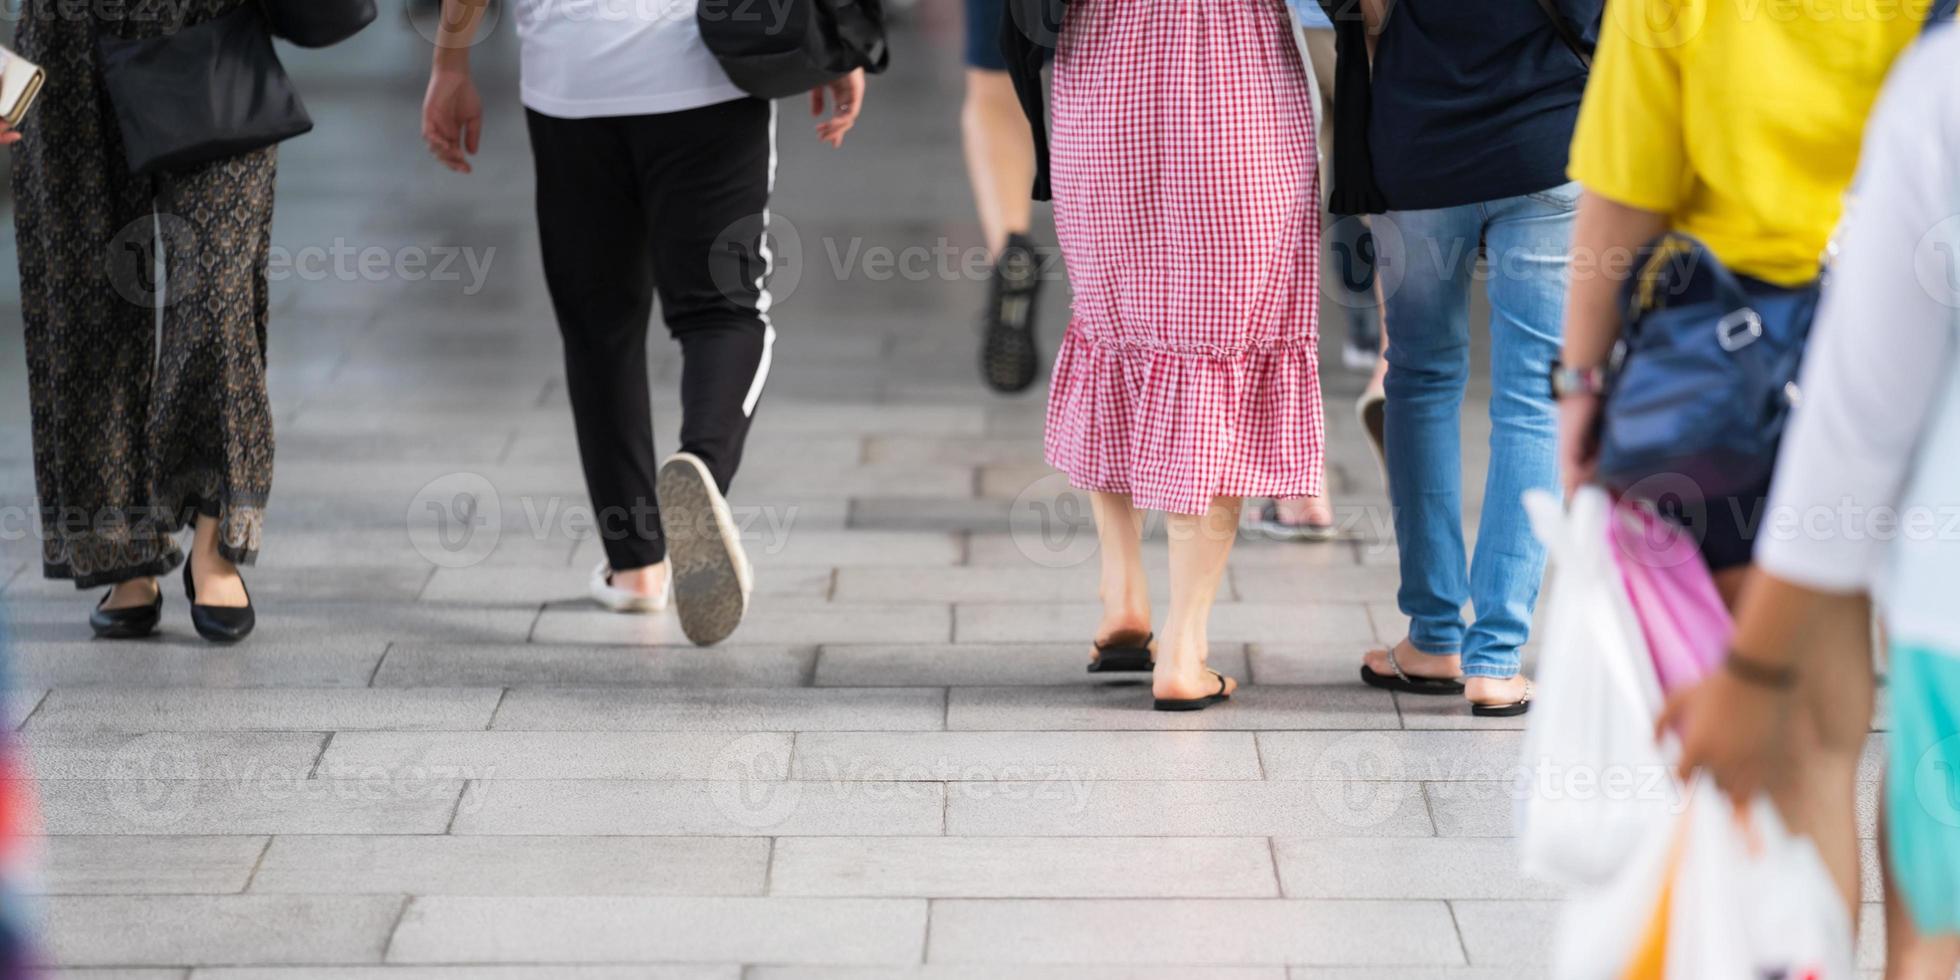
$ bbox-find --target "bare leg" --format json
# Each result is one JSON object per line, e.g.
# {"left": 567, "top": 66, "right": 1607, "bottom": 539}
{"left": 189, "top": 514, "right": 248, "bottom": 607}
{"left": 961, "top": 69, "right": 1036, "bottom": 256}
{"left": 1883, "top": 819, "right": 1960, "bottom": 979}
{"left": 1155, "top": 496, "right": 1243, "bottom": 701}
{"left": 1766, "top": 590, "right": 1873, "bottom": 918}
{"left": 1090, "top": 492, "right": 1151, "bottom": 648}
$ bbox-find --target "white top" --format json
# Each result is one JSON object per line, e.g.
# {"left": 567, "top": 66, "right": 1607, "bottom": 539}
{"left": 514, "top": 0, "right": 746, "bottom": 119}
{"left": 1756, "top": 27, "right": 1960, "bottom": 654}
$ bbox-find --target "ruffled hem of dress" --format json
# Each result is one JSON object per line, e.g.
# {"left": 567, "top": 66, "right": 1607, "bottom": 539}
{"left": 1042, "top": 327, "right": 1326, "bottom": 516}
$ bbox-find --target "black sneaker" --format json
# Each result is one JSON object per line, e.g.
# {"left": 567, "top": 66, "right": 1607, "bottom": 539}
{"left": 980, "top": 232, "right": 1044, "bottom": 394}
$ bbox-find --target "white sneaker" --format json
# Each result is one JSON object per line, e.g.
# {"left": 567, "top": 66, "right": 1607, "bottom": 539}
{"left": 657, "top": 451, "right": 752, "bottom": 646}
{"left": 1341, "top": 340, "right": 1380, "bottom": 374}
{"left": 589, "top": 560, "right": 670, "bottom": 614}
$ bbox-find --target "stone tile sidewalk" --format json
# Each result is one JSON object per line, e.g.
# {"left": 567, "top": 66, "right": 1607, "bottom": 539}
{"left": 0, "top": 9, "right": 1892, "bottom": 979}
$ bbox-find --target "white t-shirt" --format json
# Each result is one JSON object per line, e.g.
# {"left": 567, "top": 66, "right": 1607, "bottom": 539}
{"left": 515, "top": 0, "right": 746, "bottom": 119}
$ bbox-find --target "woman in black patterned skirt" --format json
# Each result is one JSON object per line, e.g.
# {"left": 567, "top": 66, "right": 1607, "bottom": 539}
{"left": 12, "top": 0, "right": 271, "bottom": 642}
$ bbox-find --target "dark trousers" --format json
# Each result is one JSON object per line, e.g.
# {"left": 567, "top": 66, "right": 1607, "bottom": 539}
{"left": 526, "top": 99, "right": 776, "bottom": 571}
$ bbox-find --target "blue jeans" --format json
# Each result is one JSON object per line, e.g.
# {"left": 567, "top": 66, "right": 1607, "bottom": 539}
{"left": 1380, "top": 182, "right": 1576, "bottom": 679}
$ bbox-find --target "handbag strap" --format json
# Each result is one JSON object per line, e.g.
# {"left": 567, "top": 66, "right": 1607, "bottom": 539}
{"left": 1620, "top": 233, "right": 1759, "bottom": 352}
{"left": 1532, "top": 0, "right": 1593, "bottom": 67}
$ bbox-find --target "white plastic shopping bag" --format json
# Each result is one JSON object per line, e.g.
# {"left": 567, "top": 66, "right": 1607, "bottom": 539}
{"left": 1517, "top": 487, "right": 1681, "bottom": 887}
{"left": 1552, "top": 778, "right": 1857, "bottom": 980}
{"left": 1665, "top": 783, "right": 1857, "bottom": 979}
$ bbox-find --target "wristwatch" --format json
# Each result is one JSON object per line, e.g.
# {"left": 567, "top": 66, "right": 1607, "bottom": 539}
{"left": 1549, "top": 360, "right": 1607, "bottom": 399}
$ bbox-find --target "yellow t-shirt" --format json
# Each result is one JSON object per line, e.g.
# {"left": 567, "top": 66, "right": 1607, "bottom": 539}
{"left": 1567, "top": 0, "right": 1925, "bottom": 285}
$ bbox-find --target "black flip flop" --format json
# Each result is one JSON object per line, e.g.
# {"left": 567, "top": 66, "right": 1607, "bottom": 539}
{"left": 1087, "top": 632, "right": 1154, "bottom": 674}
{"left": 1470, "top": 680, "right": 1534, "bottom": 717}
{"left": 1154, "top": 669, "right": 1233, "bottom": 712}
{"left": 1358, "top": 642, "right": 1465, "bottom": 696}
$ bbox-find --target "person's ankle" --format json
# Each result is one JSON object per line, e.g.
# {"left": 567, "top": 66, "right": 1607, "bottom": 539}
{"left": 610, "top": 562, "right": 668, "bottom": 597}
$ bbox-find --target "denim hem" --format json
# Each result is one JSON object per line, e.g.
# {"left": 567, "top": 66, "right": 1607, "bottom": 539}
{"left": 1460, "top": 664, "right": 1524, "bottom": 680}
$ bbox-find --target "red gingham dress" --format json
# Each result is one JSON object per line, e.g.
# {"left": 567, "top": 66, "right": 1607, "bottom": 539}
{"left": 1043, "top": 0, "right": 1323, "bottom": 516}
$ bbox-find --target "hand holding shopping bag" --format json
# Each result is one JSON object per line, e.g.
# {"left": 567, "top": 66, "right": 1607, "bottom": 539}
{"left": 1517, "top": 488, "right": 1681, "bottom": 887}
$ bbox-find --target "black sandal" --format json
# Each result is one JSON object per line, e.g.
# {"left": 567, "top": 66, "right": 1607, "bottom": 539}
{"left": 1470, "top": 679, "right": 1534, "bottom": 717}
{"left": 1087, "top": 632, "right": 1154, "bottom": 673}
{"left": 1153, "top": 669, "right": 1233, "bottom": 712}
{"left": 1359, "top": 641, "right": 1466, "bottom": 696}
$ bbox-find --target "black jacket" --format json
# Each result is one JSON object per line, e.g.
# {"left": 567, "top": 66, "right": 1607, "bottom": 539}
{"left": 1000, "top": 0, "right": 1065, "bottom": 201}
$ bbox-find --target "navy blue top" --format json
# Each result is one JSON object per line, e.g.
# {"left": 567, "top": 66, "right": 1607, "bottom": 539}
{"left": 1368, "top": 0, "right": 1602, "bottom": 211}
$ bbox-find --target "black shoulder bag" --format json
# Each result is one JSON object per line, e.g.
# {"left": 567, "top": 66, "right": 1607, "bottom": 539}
{"left": 698, "top": 0, "right": 890, "bottom": 100}
{"left": 96, "top": 0, "right": 375, "bottom": 177}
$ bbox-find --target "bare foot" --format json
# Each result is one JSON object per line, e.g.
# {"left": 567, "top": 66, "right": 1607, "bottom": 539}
{"left": 1465, "top": 675, "right": 1530, "bottom": 708}
{"left": 1153, "top": 639, "right": 1239, "bottom": 701}
{"left": 190, "top": 551, "right": 248, "bottom": 608}
{"left": 1275, "top": 495, "right": 1334, "bottom": 527}
{"left": 104, "top": 577, "right": 159, "bottom": 610}
{"left": 1361, "top": 637, "right": 1462, "bottom": 682}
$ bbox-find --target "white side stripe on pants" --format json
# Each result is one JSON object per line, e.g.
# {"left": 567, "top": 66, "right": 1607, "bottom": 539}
{"left": 742, "top": 102, "right": 780, "bottom": 418}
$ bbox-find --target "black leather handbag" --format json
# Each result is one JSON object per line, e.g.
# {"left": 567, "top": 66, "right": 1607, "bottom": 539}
{"left": 261, "top": 0, "right": 378, "bottom": 48}
{"left": 698, "top": 0, "right": 889, "bottom": 100}
{"left": 96, "top": 3, "right": 313, "bottom": 176}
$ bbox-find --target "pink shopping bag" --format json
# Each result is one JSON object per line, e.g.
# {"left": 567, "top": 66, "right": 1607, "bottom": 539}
{"left": 1608, "top": 502, "right": 1730, "bottom": 694}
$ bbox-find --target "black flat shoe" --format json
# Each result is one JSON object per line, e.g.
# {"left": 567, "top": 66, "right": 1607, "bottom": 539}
{"left": 89, "top": 587, "right": 162, "bottom": 640}
{"left": 183, "top": 560, "right": 254, "bottom": 643}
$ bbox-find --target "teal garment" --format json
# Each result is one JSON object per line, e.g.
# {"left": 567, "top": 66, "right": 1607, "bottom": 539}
{"left": 1888, "top": 642, "right": 1960, "bottom": 934}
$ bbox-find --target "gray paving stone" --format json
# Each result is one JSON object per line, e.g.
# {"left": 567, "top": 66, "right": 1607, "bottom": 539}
{"left": 1272, "top": 838, "right": 1555, "bottom": 900}
{"left": 373, "top": 644, "right": 816, "bottom": 688}
{"left": 421, "top": 563, "right": 831, "bottom": 604}
{"left": 833, "top": 566, "right": 1161, "bottom": 603}
{"left": 452, "top": 779, "right": 944, "bottom": 837}
{"left": 946, "top": 686, "right": 1396, "bottom": 732}
{"left": 51, "top": 971, "right": 190, "bottom": 980}
{"left": 1229, "top": 564, "right": 1406, "bottom": 604}
{"left": 40, "top": 835, "right": 268, "bottom": 895}
{"left": 953, "top": 603, "right": 1375, "bottom": 645}
{"left": 925, "top": 899, "right": 1462, "bottom": 966}
{"left": 1448, "top": 900, "right": 1557, "bottom": 966}
{"left": 1246, "top": 643, "right": 1379, "bottom": 686}
{"left": 27, "top": 689, "right": 502, "bottom": 732}
{"left": 1285, "top": 970, "right": 1522, "bottom": 980}
{"left": 10, "top": 688, "right": 46, "bottom": 729}
{"left": 47, "top": 895, "right": 402, "bottom": 966}
{"left": 11, "top": 641, "right": 384, "bottom": 688}
{"left": 41, "top": 779, "right": 463, "bottom": 835}
{"left": 747, "top": 970, "right": 1285, "bottom": 980}
{"left": 24, "top": 732, "right": 328, "bottom": 780}
{"left": 493, "top": 688, "right": 945, "bottom": 732}
{"left": 193, "top": 970, "right": 734, "bottom": 980}
{"left": 1258, "top": 732, "right": 1527, "bottom": 782}
{"left": 1394, "top": 694, "right": 1532, "bottom": 731}
{"left": 319, "top": 731, "right": 792, "bottom": 780}
{"left": 815, "top": 643, "right": 1251, "bottom": 688}
{"left": 962, "top": 535, "right": 1365, "bottom": 570}
{"left": 1421, "top": 783, "right": 1523, "bottom": 838}
{"left": 252, "top": 835, "right": 769, "bottom": 896}
{"left": 770, "top": 836, "right": 1277, "bottom": 898}
{"left": 792, "top": 732, "right": 1261, "bottom": 781}
{"left": 388, "top": 897, "right": 928, "bottom": 965}
{"left": 532, "top": 601, "right": 951, "bottom": 646}
{"left": 946, "top": 780, "right": 1434, "bottom": 838}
